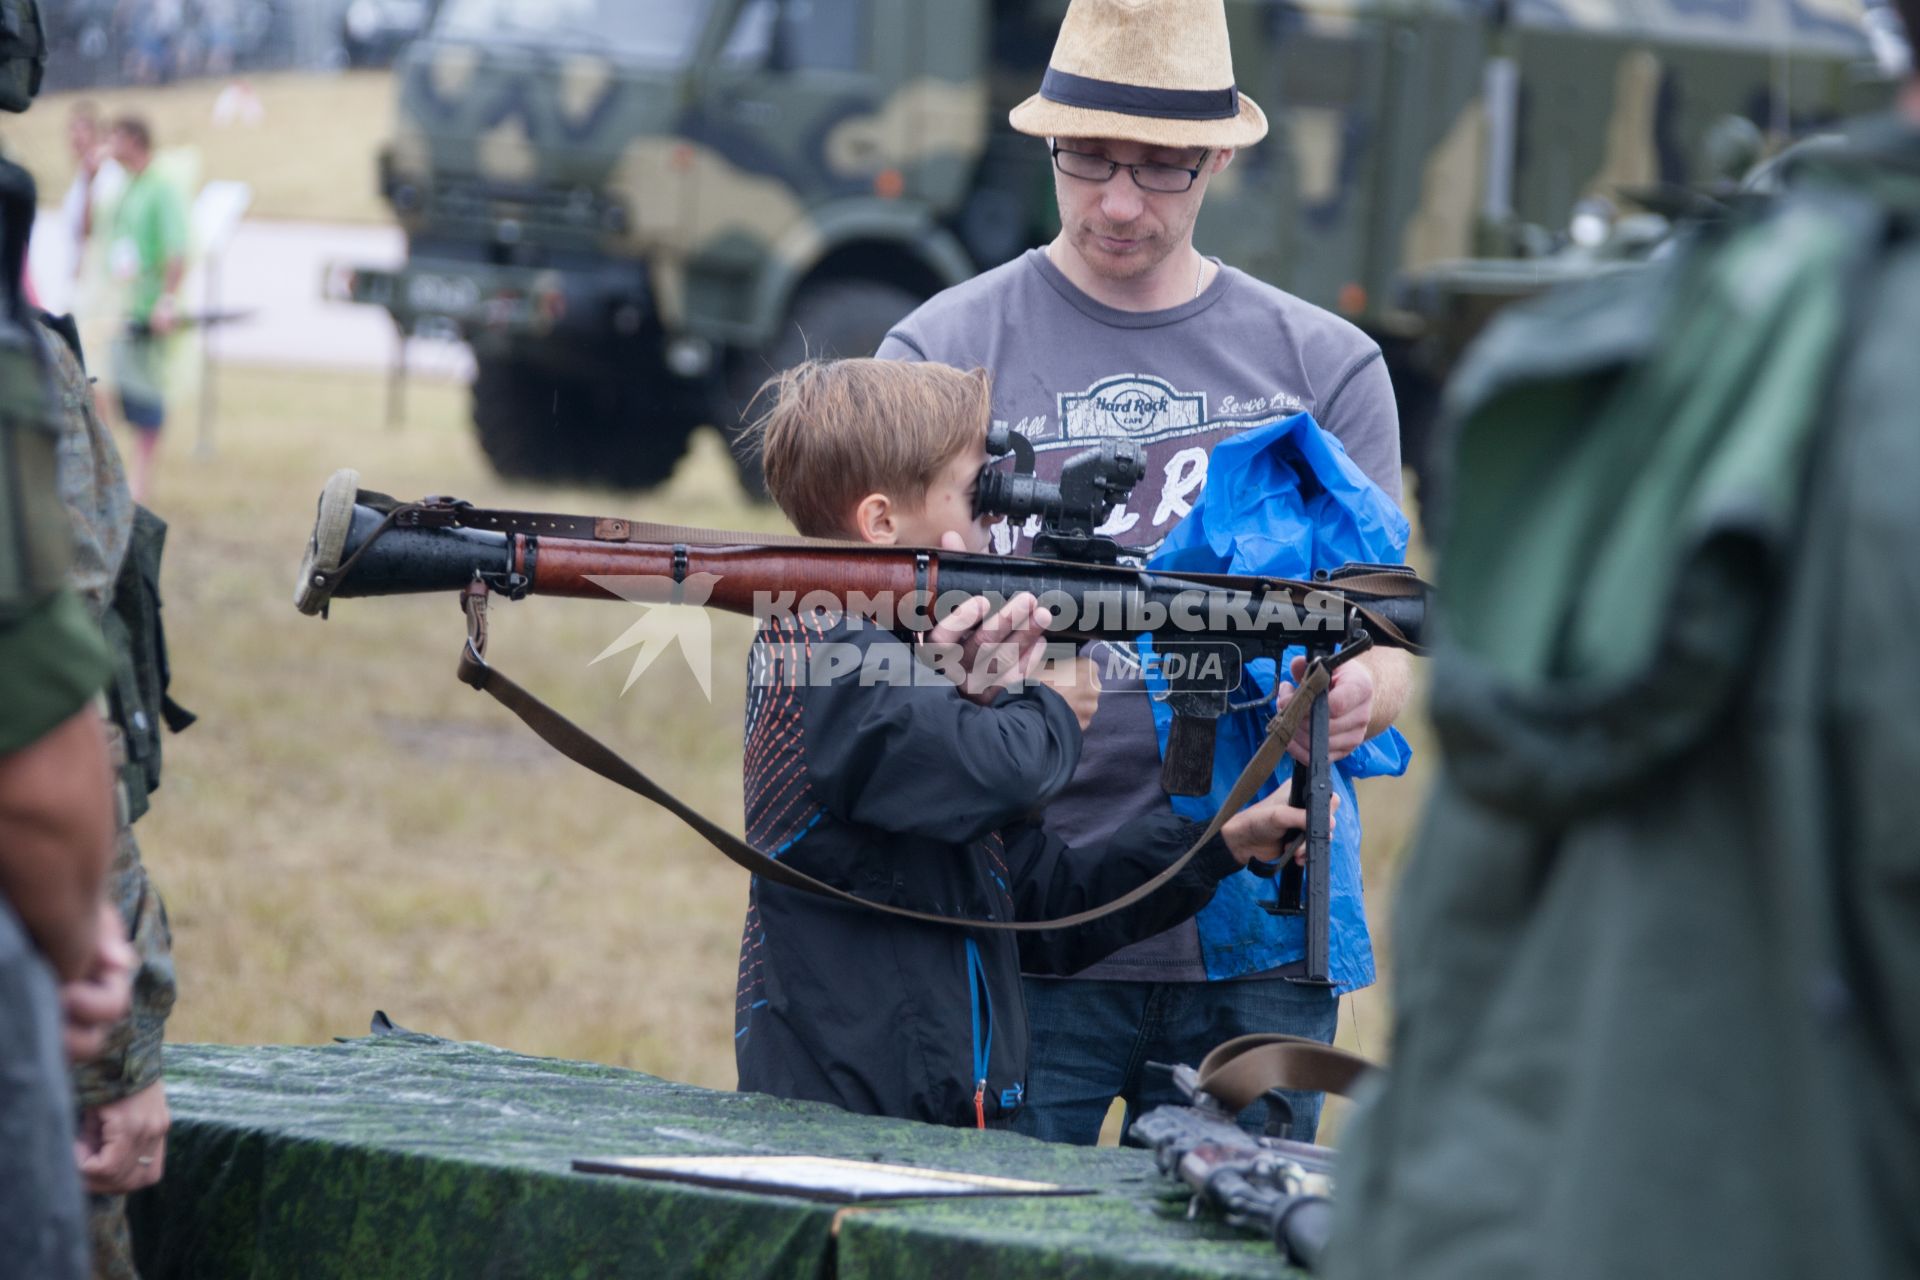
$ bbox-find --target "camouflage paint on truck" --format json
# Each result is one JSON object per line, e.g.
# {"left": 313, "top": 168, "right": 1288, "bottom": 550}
{"left": 334, "top": 0, "right": 1898, "bottom": 491}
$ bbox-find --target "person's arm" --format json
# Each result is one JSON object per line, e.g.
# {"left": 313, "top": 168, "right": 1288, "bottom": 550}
{"left": 78, "top": 1081, "right": 170, "bottom": 1195}
{"left": 1012, "top": 789, "right": 1318, "bottom": 975}
{"left": 74, "top": 839, "right": 176, "bottom": 1195}
{"left": 147, "top": 189, "right": 190, "bottom": 335}
{"left": 0, "top": 706, "right": 115, "bottom": 981}
{"left": 1316, "top": 347, "right": 1402, "bottom": 502}
{"left": 1356, "top": 648, "right": 1411, "bottom": 739}
{"left": 798, "top": 623, "right": 1084, "bottom": 844}
{"left": 1275, "top": 647, "right": 1412, "bottom": 764}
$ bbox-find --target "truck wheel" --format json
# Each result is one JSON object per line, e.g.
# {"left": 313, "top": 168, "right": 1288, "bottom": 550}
{"left": 721, "top": 279, "right": 925, "bottom": 499}
{"left": 473, "top": 358, "right": 695, "bottom": 490}
{"left": 474, "top": 358, "right": 571, "bottom": 481}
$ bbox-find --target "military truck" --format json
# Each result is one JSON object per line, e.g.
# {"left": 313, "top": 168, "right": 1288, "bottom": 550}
{"left": 332, "top": 0, "right": 1897, "bottom": 493}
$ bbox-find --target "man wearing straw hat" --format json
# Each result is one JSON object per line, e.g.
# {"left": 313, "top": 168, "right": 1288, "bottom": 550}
{"left": 879, "top": 0, "right": 1414, "bottom": 1145}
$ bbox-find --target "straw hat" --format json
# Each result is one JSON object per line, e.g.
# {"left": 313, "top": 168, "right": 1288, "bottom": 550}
{"left": 1009, "top": 0, "right": 1267, "bottom": 151}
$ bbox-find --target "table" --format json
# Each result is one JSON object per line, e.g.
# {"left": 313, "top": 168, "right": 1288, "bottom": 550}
{"left": 131, "top": 1030, "right": 1300, "bottom": 1279}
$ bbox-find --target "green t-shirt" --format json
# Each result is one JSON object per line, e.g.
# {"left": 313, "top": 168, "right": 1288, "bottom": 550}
{"left": 0, "top": 590, "right": 111, "bottom": 755}
{"left": 108, "top": 168, "right": 189, "bottom": 325}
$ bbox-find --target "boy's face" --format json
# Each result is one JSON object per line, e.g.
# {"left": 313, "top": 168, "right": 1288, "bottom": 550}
{"left": 865, "top": 440, "right": 998, "bottom": 553}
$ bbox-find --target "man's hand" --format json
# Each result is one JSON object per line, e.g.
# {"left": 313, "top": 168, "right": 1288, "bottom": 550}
{"left": 1031, "top": 652, "right": 1101, "bottom": 730}
{"left": 147, "top": 294, "right": 179, "bottom": 337}
{"left": 1275, "top": 654, "right": 1377, "bottom": 765}
{"left": 61, "top": 900, "right": 134, "bottom": 1062}
{"left": 1222, "top": 791, "right": 1339, "bottom": 867}
{"left": 76, "top": 1081, "right": 170, "bottom": 1195}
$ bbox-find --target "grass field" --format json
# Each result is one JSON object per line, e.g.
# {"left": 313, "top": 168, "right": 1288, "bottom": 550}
{"left": 0, "top": 70, "right": 396, "bottom": 224}
{"left": 130, "top": 364, "right": 1435, "bottom": 1143}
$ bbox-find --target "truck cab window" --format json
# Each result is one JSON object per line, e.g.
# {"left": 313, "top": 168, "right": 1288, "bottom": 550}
{"left": 720, "top": 0, "right": 866, "bottom": 73}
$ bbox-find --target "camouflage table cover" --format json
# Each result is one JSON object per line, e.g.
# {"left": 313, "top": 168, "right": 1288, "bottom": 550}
{"left": 130, "top": 1032, "right": 1299, "bottom": 1279}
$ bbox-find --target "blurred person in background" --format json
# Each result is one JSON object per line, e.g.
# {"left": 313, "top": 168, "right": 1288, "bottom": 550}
{"left": 124, "top": 0, "right": 184, "bottom": 84}
{"left": 197, "top": 0, "right": 240, "bottom": 75}
{"left": 103, "top": 114, "right": 185, "bottom": 501}
{"left": 1329, "top": 1, "right": 1920, "bottom": 1276}
{"left": 60, "top": 101, "right": 125, "bottom": 307}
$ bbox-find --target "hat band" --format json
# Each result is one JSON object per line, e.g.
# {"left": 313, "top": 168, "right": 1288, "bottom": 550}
{"left": 1039, "top": 67, "right": 1240, "bottom": 122}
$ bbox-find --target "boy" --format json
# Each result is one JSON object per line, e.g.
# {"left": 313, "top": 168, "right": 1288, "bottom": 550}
{"left": 732, "top": 359, "right": 1318, "bottom": 1129}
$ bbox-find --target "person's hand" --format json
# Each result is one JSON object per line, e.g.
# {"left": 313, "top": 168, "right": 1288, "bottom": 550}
{"left": 76, "top": 1082, "right": 170, "bottom": 1195}
{"left": 1221, "top": 791, "right": 1338, "bottom": 867}
{"left": 920, "top": 532, "right": 1055, "bottom": 704}
{"left": 1031, "top": 652, "right": 1101, "bottom": 730}
{"left": 61, "top": 901, "right": 134, "bottom": 1062}
{"left": 147, "top": 294, "right": 179, "bottom": 337}
{"left": 919, "top": 591, "right": 1052, "bottom": 703}
{"left": 1275, "top": 655, "right": 1377, "bottom": 764}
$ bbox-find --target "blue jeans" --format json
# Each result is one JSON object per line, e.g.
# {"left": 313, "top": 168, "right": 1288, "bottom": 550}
{"left": 1014, "top": 975, "right": 1339, "bottom": 1145}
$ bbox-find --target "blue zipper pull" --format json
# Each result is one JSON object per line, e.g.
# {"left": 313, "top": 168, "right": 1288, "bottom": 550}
{"left": 966, "top": 938, "right": 993, "bottom": 1129}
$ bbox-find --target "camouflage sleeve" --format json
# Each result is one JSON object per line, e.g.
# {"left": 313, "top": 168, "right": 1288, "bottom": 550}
{"left": 43, "top": 319, "right": 132, "bottom": 622}
{"left": 0, "top": 590, "right": 110, "bottom": 753}
{"left": 71, "top": 823, "right": 176, "bottom": 1109}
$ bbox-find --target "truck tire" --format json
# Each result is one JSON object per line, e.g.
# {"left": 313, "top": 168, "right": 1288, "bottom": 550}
{"left": 474, "top": 358, "right": 570, "bottom": 481}
{"left": 721, "top": 279, "right": 925, "bottom": 499}
{"left": 473, "top": 358, "right": 695, "bottom": 490}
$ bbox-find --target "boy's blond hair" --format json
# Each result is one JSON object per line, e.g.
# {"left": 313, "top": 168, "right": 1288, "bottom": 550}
{"left": 743, "top": 359, "right": 991, "bottom": 538}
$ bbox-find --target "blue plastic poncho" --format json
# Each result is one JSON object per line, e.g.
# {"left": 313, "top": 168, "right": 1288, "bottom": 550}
{"left": 1141, "top": 413, "right": 1411, "bottom": 991}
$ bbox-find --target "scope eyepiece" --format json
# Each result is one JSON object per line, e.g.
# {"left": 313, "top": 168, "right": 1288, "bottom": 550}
{"left": 972, "top": 427, "right": 1145, "bottom": 533}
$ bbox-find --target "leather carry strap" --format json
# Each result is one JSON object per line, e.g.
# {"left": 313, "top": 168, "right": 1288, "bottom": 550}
{"left": 1194, "top": 1033, "right": 1379, "bottom": 1115}
{"left": 453, "top": 582, "right": 1331, "bottom": 932}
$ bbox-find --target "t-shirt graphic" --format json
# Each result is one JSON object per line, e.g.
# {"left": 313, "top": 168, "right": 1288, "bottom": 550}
{"left": 991, "top": 373, "right": 1307, "bottom": 559}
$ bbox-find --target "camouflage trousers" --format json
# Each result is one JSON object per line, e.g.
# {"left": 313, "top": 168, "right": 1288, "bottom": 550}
{"left": 74, "top": 823, "right": 174, "bottom": 1280}
{"left": 88, "top": 1195, "right": 137, "bottom": 1280}
{"left": 73, "top": 825, "right": 175, "bottom": 1111}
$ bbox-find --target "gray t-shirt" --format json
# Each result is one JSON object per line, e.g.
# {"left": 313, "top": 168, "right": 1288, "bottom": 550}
{"left": 878, "top": 248, "right": 1401, "bottom": 981}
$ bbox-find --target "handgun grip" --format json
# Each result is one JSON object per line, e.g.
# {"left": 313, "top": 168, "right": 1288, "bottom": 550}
{"left": 1161, "top": 713, "right": 1216, "bottom": 797}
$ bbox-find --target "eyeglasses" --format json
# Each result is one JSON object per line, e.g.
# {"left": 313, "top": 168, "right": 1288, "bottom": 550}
{"left": 1050, "top": 142, "right": 1210, "bottom": 193}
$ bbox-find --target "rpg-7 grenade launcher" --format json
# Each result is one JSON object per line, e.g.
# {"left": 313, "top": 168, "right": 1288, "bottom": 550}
{"left": 296, "top": 445, "right": 1425, "bottom": 980}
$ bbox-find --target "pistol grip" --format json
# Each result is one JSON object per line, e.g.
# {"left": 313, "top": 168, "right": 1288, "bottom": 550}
{"left": 1273, "top": 850, "right": 1305, "bottom": 915}
{"left": 1162, "top": 713, "right": 1217, "bottom": 797}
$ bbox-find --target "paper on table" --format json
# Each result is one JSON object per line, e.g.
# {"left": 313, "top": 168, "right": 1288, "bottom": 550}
{"left": 572, "top": 1155, "right": 1092, "bottom": 1203}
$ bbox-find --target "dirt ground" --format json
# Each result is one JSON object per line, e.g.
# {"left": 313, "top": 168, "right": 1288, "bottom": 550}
{"left": 124, "top": 363, "right": 1434, "bottom": 1145}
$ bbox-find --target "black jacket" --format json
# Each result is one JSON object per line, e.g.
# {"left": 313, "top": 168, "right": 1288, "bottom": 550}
{"left": 734, "top": 613, "right": 1240, "bottom": 1128}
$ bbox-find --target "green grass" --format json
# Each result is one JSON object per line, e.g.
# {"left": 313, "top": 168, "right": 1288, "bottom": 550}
{"left": 132, "top": 363, "right": 1434, "bottom": 1138}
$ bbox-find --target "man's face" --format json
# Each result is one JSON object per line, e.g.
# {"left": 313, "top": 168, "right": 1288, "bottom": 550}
{"left": 1051, "top": 137, "right": 1230, "bottom": 282}
{"left": 108, "top": 127, "right": 141, "bottom": 169}
{"left": 68, "top": 115, "right": 95, "bottom": 157}
{"left": 889, "top": 440, "right": 997, "bottom": 553}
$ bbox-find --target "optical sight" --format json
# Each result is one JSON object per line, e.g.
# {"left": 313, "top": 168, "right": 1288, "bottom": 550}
{"left": 973, "top": 426, "right": 1145, "bottom": 563}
